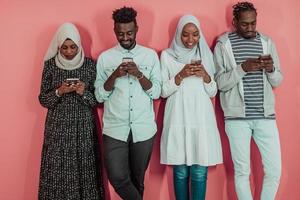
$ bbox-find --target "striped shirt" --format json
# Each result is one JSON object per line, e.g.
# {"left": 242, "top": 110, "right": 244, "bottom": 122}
{"left": 227, "top": 32, "right": 275, "bottom": 120}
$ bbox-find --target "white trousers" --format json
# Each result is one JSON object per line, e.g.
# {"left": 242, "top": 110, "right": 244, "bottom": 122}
{"left": 225, "top": 119, "right": 281, "bottom": 200}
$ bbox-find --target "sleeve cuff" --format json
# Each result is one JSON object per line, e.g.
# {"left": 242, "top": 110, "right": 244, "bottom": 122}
{"left": 203, "top": 78, "right": 217, "bottom": 97}
{"left": 81, "top": 90, "right": 89, "bottom": 100}
{"left": 102, "top": 85, "right": 112, "bottom": 97}
{"left": 145, "top": 81, "right": 162, "bottom": 99}
{"left": 204, "top": 78, "right": 214, "bottom": 86}
{"left": 95, "top": 85, "right": 113, "bottom": 102}
{"left": 266, "top": 69, "right": 277, "bottom": 78}
{"left": 266, "top": 67, "right": 276, "bottom": 75}
{"left": 145, "top": 85, "right": 154, "bottom": 98}
{"left": 236, "top": 64, "right": 247, "bottom": 77}
{"left": 171, "top": 76, "right": 180, "bottom": 89}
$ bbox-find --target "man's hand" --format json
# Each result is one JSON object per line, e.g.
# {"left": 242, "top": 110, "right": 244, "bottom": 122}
{"left": 103, "top": 63, "right": 128, "bottom": 91}
{"left": 125, "top": 62, "right": 143, "bottom": 78}
{"left": 241, "top": 58, "right": 264, "bottom": 72}
{"left": 259, "top": 55, "right": 274, "bottom": 73}
{"left": 113, "top": 63, "right": 129, "bottom": 78}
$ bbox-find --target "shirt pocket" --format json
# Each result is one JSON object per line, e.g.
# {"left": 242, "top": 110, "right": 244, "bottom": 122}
{"left": 104, "top": 67, "right": 115, "bottom": 78}
{"left": 138, "top": 65, "right": 152, "bottom": 79}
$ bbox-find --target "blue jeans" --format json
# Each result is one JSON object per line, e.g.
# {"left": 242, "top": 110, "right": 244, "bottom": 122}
{"left": 173, "top": 165, "right": 208, "bottom": 200}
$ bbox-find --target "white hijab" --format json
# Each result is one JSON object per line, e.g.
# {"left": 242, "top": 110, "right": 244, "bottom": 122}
{"left": 44, "top": 22, "right": 85, "bottom": 70}
{"left": 166, "top": 15, "right": 215, "bottom": 76}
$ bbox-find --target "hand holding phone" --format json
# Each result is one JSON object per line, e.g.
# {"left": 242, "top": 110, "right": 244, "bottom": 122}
{"left": 57, "top": 78, "right": 78, "bottom": 95}
{"left": 259, "top": 54, "right": 274, "bottom": 72}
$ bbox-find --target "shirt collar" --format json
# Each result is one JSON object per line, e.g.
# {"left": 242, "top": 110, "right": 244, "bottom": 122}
{"left": 234, "top": 31, "right": 260, "bottom": 40}
{"left": 116, "top": 42, "right": 140, "bottom": 55}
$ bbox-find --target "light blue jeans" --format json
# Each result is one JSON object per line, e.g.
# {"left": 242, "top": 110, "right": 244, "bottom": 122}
{"left": 173, "top": 165, "right": 208, "bottom": 200}
{"left": 225, "top": 119, "right": 281, "bottom": 200}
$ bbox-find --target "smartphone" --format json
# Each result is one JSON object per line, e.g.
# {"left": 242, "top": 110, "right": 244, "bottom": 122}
{"left": 65, "top": 78, "right": 80, "bottom": 85}
{"left": 122, "top": 57, "right": 133, "bottom": 63}
{"left": 259, "top": 54, "right": 271, "bottom": 60}
{"left": 191, "top": 59, "right": 202, "bottom": 65}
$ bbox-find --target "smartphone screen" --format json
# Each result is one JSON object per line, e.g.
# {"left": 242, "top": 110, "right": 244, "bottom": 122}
{"left": 122, "top": 57, "right": 133, "bottom": 63}
{"left": 191, "top": 59, "right": 202, "bottom": 65}
{"left": 259, "top": 54, "right": 271, "bottom": 59}
{"left": 65, "top": 78, "right": 80, "bottom": 85}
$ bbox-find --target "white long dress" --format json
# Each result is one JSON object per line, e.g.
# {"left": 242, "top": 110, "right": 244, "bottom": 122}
{"left": 160, "top": 50, "right": 223, "bottom": 166}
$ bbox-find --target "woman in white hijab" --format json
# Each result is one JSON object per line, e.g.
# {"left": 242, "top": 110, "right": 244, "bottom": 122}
{"left": 160, "top": 15, "right": 223, "bottom": 200}
{"left": 38, "top": 23, "right": 104, "bottom": 200}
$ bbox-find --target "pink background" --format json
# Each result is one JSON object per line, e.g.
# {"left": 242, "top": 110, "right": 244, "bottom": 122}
{"left": 0, "top": 0, "right": 299, "bottom": 199}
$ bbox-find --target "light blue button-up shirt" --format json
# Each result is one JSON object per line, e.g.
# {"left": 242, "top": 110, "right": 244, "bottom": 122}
{"left": 94, "top": 43, "right": 161, "bottom": 142}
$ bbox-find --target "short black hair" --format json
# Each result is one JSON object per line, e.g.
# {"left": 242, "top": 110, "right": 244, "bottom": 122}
{"left": 112, "top": 6, "right": 137, "bottom": 25}
{"left": 233, "top": 1, "right": 257, "bottom": 20}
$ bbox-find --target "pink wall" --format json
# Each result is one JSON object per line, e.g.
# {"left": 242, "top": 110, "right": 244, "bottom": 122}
{"left": 0, "top": 0, "right": 299, "bottom": 199}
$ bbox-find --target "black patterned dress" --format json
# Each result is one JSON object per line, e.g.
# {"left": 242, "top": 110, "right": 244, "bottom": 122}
{"left": 38, "top": 57, "right": 104, "bottom": 200}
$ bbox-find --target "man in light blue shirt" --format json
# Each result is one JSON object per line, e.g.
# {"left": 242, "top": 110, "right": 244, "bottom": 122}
{"left": 94, "top": 7, "right": 161, "bottom": 200}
